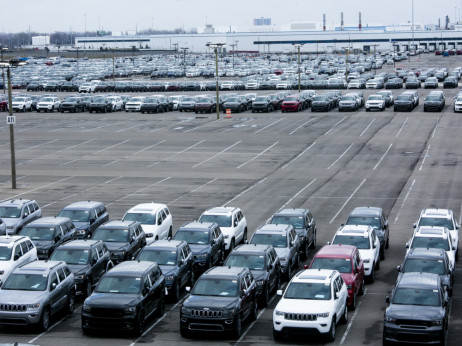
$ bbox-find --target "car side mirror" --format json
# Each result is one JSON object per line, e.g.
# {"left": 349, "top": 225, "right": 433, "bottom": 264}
{"left": 276, "top": 289, "right": 283, "bottom": 296}
{"left": 268, "top": 264, "right": 273, "bottom": 271}
{"left": 158, "top": 219, "right": 162, "bottom": 226}
{"left": 413, "top": 223, "right": 416, "bottom": 229}
{"left": 179, "top": 259, "right": 184, "bottom": 266}
{"left": 146, "top": 233, "right": 153, "bottom": 238}
{"left": 50, "top": 282, "right": 57, "bottom": 291}
{"left": 386, "top": 296, "right": 390, "bottom": 304}
{"left": 90, "top": 258, "right": 97, "bottom": 266}
{"left": 142, "top": 287, "right": 149, "bottom": 296}
{"left": 405, "top": 242, "right": 409, "bottom": 249}
{"left": 372, "top": 243, "right": 377, "bottom": 249}
{"left": 397, "top": 265, "right": 401, "bottom": 272}
{"left": 334, "top": 292, "right": 339, "bottom": 300}
{"left": 327, "top": 241, "right": 331, "bottom": 245}
{"left": 14, "top": 253, "right": 20, "bottom": 261}
{"left": 211, "top": 239, "right": 216, "bottom": 245}
{"left": 130, "top": 236, "right": 135, "bottom": 244}
{"left": 186, "top": 287, "right": 191, "bottom": 292}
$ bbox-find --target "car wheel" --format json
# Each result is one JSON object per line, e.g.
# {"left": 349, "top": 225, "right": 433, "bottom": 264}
{"left": 341, "top": 302, "right": 349, "bottom": 323}
{"left": 286, "top": 261, "right": 292, "bottom": 281}
{"left": 375, "top": 258, "right": 381, "bottom": 270}
{"left": 385, "top": 235, "right": 390, "bottom": 249}
{"left": 310, "top": 230, "right": 317, "bottom": 249}
{"left": 156, "top": 294, "right": 165, "bottom": 317}
{"left": 250, "top": 298, "right": 258, "bottom": 321}
{"left": 180, "top": 326, "right": 191, "bottom": 338}
{"left": 172, "top": 280, "right": 180, "bottom": 302}
{"left": 326, "top": 317, "right": 336, "bottom": 342}
{"left": 380, "top": 246, "right": 385, "bottom": 261}
{"left": 40, "top": 307, "right": 50, "bottom": 331}
{"left": 358, "top": 278, "right": 365, "bottom": 296}
{"left": 168, "top": 227, "right": 173, "bottom": 239}
{"left": 273, "top": 328, "right": 283, "bottom": 341}
{"left": 242, "top": 228, "right": 248, "bottom": 244}
{"left": 369, "top": 267, "right": 375, "bottom": 284}
{"left": 85, "top": 279, "right": 92, "bottom": 298}
{"left": 134, "top": 310, "right": 145, "bottom": 336}
{"left": 66, "top": 290, "right": 75, "bottom": 314}
{"left": 230, "top": 238, "right": 235, "bottom": 252}
{"left": 302, "top": 240, "right": 309, "bottom": 260}
{"left": 349, "top": 292, "right": 356, "bottom": 311}
{"left": 233, "top": 314, "right": 242, "bottom": 338}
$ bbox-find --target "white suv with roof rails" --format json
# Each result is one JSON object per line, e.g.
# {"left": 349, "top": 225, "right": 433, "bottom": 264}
{"left": 406, "top": 226, "right": 456, "bottom": 269}
{"left": 414, "top": 208, "right": 459, "bottom": 258}
{"left": 330, "top": 225, "right": 381, "bottom": 282}
{"left": 0, "top": 235, "right": 37, "bottom": 285}
{"left": 122, "top": 203, "right": 172, "bottom": 244}
{"left": 198, "top": 207, "right": 247, "bottom": 251}
{"left": 273, "top": 269, "right": 348, "bottom": 342}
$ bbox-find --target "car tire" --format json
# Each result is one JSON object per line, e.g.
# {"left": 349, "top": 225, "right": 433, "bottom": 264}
{"left": 250, "top": 298, "right": 258, "bottom": 321}
{"left": 40, "top": 307, "right": 50, "bottom": 331}
{"left": 326, "top": 317, "right": 336, "bottom": 342}
{"left": 233, "top": 314, "right": 242, "bottom": 338}
{"left": 368, "top": 267, "right": 375, "bottom": 284}
{"left": 134, "top": 310, "right": 145, "bottom": 336}
{"left": 349, "top": 292, "right": 356, "bottom": 311}
{"left": 380, "top": 246, "right": 385, "bottom": 261}
{"left": 168, "top": 227, "right": 173, "bottom": 239}
{"left": 273, "top": 328, "right": 283, "bottom": 341}
{"left": 230, "top": 238, "right": 235, "bottom": 252}
{"left": 85, "top": 279, "right": 92, "bottom": 298}
{"left": 375, "top": 259, "right": 381, "bottom": 270}
{"left": 358, "top": 278, "right": 365, "bottom": 296}
{"left": 66, "top": 290, "right": 75, "bottom": 314}
{"left": 262, "top": 285, "right": 270, "bottom": 308}
{"left": 341, "top": 302, "right": 349, "bottom": 323}
{"left": 180, "top": 326, "right": 191, "bottom": 338}
{"left": 242, "top": 228, "right": 248, "bottom": 244}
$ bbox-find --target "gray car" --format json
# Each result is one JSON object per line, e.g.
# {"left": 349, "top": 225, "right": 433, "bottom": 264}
{"left": 0, "top": 260, "right": 75, "bottom": 331}
{"left": 0, "top": 199, "right": 42, "bottom": 235}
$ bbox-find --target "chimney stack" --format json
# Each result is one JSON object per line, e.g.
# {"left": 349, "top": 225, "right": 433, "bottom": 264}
{"left": 341, "top": 12, "right": 344, "bottom": 31}
{"left": 359, "top": 12, "right": 362, "bottom": 31}
{"left": 323, "top": 14, "right": 326, "bottom": 31}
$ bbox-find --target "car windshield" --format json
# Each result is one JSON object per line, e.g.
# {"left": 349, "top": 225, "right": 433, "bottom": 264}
{"left": 93, "top": 97, "right": 105, "bottom": 102}
{"left": 392, "top": 288, "right": 440, "bottom": 306}
{"left": 144, "top": 99, "right": 158, "bottom": 104}
{"left": 313, "top": 96, "right": 326, "bottom": 101}
{"left": 2, "top": 274, "right": 47, "bottom": 291}
{"left": 284, "top": 282, "right": 331, "bottom": 300}
{"left": 226, "top": 98, "right": 238, "bottom": 102}
{"left": 20, "top": 227, "right": 55, "bottom": 241}
{"left": 123, "top": 212, "right": 156, "bottom": 225}
{"left": 418, "top": 217, "right": 454, "bottom": 230}
{"left": 0, "top": 206, "right": 21, "bottom": 218}
{"left": 411, "top": 237, "right": 450, "bottom": 251}
{"left": 197, "top": 98, "right": 211, "bottom": 103}
{"left": 285, "top": 97, "right": 298, "bottom": 101}
{"left": 182, "top": 97, "right": 194, "bottom": 102}
{"left": 198, "top": 214, "right": 231, "bottom": 227}
{"left": 255, "top": 97, "right": 268, "bottom": 102}
{"left": 66, "top": 98, "right": 79, "bottom": 102}
{"left": 332, "top": 235, "right": 370, "bottom": 249}
{"left": 128, "top": 98, "right": 144, "bottom": 102}
{"left": 310, "top": 257, "right": 352, "bottom": 273}
{"left": 346, "top": 216, "right": 381, "bottom": 229}
{"left": 96, "top": 276, "right": 141, "bottom": 294}
{"left": 368, "top": 96, "right": 381, "bottom": 100}
{"left": 50, "top": 248, "right": 90, "bottom": 265}
{"left": 0, "top": 247, "right": 12, "bottom": 261}
{"left": 192, "top": 278, "right": 238, "bottom": 297}
{"left": 173, "top": 230, "right": 210, "bottom": 245}
{"left": 426, "top": 96, "right": 440, "bottom": 101}
{"left": 137, "top": 249, "right": 177, "bottom": 265}
{"left": 402, "top": 258, "right": 448, "bottom": 275}
{"left": 13, "top": 97, "right": 26, "bottom": 102}
{"left": 225, "top": 254, "right": 266, "bottom": 270}
{"left": 250, "top": 233, "right": 287, "bottom": 248}
{"left": 41, "top": 98, "right": 53, "bottom": 102}
{"left": 58, "top": 209, "right": 90, "bottom": 222}
{"left": 93, "top": 228, "right": 130, "bottom": 242}
{"left": 341, "top": 96, "right": 355, "bottom": 101}
{"left": 396, "top": 95, "right": 411, "bottom": 101}
{"left": 270, "top": 215, "right": 305, "bottom": 228}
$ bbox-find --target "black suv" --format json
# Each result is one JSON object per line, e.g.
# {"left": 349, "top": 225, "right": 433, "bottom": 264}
{"left": 57, "top": 201, "right": 109, "bottom": 239}
{"left": 345, "top": 206, "right": 389, "bottom": 260}
{"left": 89, "top": 96, "right": 113, "bottom": 113}
{"left": 50, "top": 239, "right": 113, "bottom": 297}
{"left": 383, "top": 272, "right": 450, "bottom": 345}
{"left": 252, "top": 95, "right": 274, "bottom": 113}
{"left": 173, "top": 222, "right": 225, "bottom": 276}
{"left": 225, "top": 244, "right": 280, "bottom": 307}
{"left": 59, "top": 97, "right": 85, "bottom": 113}
{"left": 394, "top": 92, "right": 416, "bottom": 112}
{"left": 92, "top": 221, "right": 146, "bottom": 263}
{"left": 424, "top": 91, "right": 445, "bottom": 112}
{"left": 18, "top": 217, "right": 76, "bottom": 259}
{"left": 397, "top": 247, "right": 454, "bottom": 296}
{"left": 82, "top": 261, "right": 165, "bottom": 336}
{"left": 269, "top": 208, "right": 317, "bottom": 259}
{"left": 136, "top": 239, "right": 194, "bottom": 302}
{"left": 180, "top": 266, "right": 257, "bottom": 338}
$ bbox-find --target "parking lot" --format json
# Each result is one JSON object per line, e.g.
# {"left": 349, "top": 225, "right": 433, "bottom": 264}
{"left": 1, "top": 53, "right": 462, "bottom": 345}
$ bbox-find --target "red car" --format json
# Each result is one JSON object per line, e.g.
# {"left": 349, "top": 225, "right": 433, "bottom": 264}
{"left": 281, "top": 95, "right": 303, "bottom": 112}
{"left": 0, "top": 95, "right": 7, "bottom": 112}
{"left": 309, "top": 244, "right": 365, "bottom": 310}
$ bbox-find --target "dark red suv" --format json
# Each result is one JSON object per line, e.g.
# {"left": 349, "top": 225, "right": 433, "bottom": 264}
{"left": 0, "top": 95, "right": 7, "bottom": 112}
{"left": 281, "top": 95, "right": 303, "bottom": 112}
{"left": 309, "top": 244, "right": 365, "bottom": 310}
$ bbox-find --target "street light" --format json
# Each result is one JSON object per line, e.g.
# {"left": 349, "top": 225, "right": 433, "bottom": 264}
{"left": 371, "top": 44, "right": 379, "bottom": 75}
{"left": 342, "top": 46, "right": 350, "bottom": 85}
{"left": 206, "top": 43, "right": 225, "bottom": 120}
{"left": 180, "top": 47, "right": 189, "bottom": 77}
{"left": 293, "top": 43, "right": 304, "bottom": 93}
{"left": 0, "top": 46, "right": 7, "bottom": 94}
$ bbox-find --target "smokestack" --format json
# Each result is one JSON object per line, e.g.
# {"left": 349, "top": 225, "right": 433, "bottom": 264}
{"left": 359, "top": 12, "right": 362, "bottom": 31}
{"left": 446, "top": 15, "right": 449, "bottom": 29}
{"left": 323, "top": 14, "right": 326, "bottom": 31}
{"left": 341, "top": 12, "right": 344, "bottom": 31}
{"left": 438, "top": 18, "right": 441, "bottom": 29}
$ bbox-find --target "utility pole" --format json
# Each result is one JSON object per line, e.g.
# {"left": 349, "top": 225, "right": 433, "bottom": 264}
{"left": 7, "top": 67, "right": 16, "bottom": 189}
{"left": 293, "top": 43, "right": 304, "bottom": 93}
{"left": 206, "top": 43, "right": 225, "bottom": 120}
{"left": 181, "top": 47, "right": 189, "bottom": 77}
{"left": 0, "top": 46, "right": 7, "bottom": 94}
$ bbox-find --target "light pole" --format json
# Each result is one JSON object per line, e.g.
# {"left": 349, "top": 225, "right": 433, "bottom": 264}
{"left": 342, "top": 46, "right": 350, "bottom": 85}
{"left": 371, "top": 44, "right": 379, "bottom": 75}
{"left": 181, "top": 47, "right": 188, "bottom": 77}
{"left": 206, "top": 43, "right": 225, "bottom": 120}
{"left": 293, "top": 43, "right": 304, "bottom": 93}
{"left": 0, "top": 46, "right": 7, "bottom": 94}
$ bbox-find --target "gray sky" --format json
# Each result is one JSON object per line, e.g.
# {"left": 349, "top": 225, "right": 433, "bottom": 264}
{"left": 1, "top": 0, "right": 462, "bottom": 33}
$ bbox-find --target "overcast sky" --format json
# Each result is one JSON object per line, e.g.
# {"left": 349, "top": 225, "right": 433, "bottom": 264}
{"left": 2, "top": 0, "right": 462, "bottom": 33}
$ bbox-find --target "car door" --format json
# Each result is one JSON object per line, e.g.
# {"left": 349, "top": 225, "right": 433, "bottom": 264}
{"left": 48, "top": 271, "right": 63, "bottom": 314}
{"left": 333, "top": 277, "right": 343, "bottom": 318}
{"left": 89, "top": 247, "right": 103, "bottom": 284}
{"left": 141, "top": 274, "right": 155, "bottom": 316}
{"left": 177, "top": 246, "right": 188, "bottom": 287}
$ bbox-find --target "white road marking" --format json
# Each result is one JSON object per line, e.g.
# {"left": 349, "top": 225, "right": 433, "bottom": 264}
{"left": 17, "top": 139, "right": 59, "bottom": 152}
{"left": 148, "top": 140, "right": 205, "bottom": 167}
{"left": 254, "top": 117, "right": 285, "bottom": 134}
{"left": 81, "top": 120, "right": 128, "bottom": 132}
{"left": 169, "top": 178, "right": 218, "bottom": 204}
{"left": 223, "top": 177, "right": 268, "bottom": 206}
{"left": 289, "top": 118, "right": 314, "bottom": 135}
{"left": 182, "top": 119, "right": 219, "bottom": 133}
{"left": 327, "top": 143, "right": 353, "bottom": 170}
{"left": 28, "top": 316, "right": 66, "bottom": 343}
{"left": 19, "top": 140, "right": 95, "bottom": 165}
{"left": 104, "top": 140, "right": 166, "bottom": 166}
{"left": 373, "top": 143, "right": 393, "bottom": 170}
{"left": 144, "top": 119, "right": 192, "bottom": 133}
{"left": 329, "top": 178, "right": 367, "bottom": 224}
{"left": 432, "top": 118, "right": 439, "bottom": 138}
{"left": 236, "top": 142, "right": 279, "bottom": 169}
{"left": 282, "top": 142, "right": 316, "bottom": 169}
{"left": 339, "top": 288, "right": 367, "bottom": 345}
{"left": 419, "top": 145, "right": 431, "bottom": 171}
{"left": 395, "top": 117, "right": 408, "bottom": 138}
{"left": 2, "top": 176, "right": 75, "bottom": 201}
{"left": 324, "top": 116, "right": 347, "bottom": 135}
{"left": 193, "top": 141, "right": 241, "bottom": 168}
{"left": 360, "top": 118, "right": 375, "bottom": 137}
{"left": 107, "top": 177, "right": 171, "bottom": 206}
{"left": 394, "top": 179, "right": 416, "bottom": 224}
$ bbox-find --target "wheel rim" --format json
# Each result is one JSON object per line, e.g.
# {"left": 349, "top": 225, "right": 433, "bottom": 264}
{"left": 86, "top": 281, "right": 92, "bottom": 297}
{"left": 243, "top": 230, "right": 247, "bottom": 243}
{"left": 68, "top": 293, "right": 75, "bottom": 312}
{"left": 42, "top": 309, "right": 50, "bottom": 330}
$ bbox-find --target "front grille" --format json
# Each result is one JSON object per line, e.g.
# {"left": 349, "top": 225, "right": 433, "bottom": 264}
{"left": 191, "top": 309, "right": 223, "bottom": 318}
{"left": 284, "top": 313, "right": 317, "bottom": 321}
{"left": 396, "top": 319, "right": 432, "bottom": 328}
{"left": 91, "top": 308, "right": 125, "bottom": 317}
{"left": 0, "top": 304, "right": 27, "bottom": 312}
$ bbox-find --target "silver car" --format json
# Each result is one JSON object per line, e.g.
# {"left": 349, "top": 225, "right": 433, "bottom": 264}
{"left": 0, "top": 199, "right": 42, "bottom": 235}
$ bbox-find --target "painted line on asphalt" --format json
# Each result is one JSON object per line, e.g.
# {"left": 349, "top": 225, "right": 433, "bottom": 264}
{"left": 237, "top": 142, "right": 279, "bottom": 169}
{"left": 105, "top": 140, "right": 167, "bottom": 166}
{"left": 28, "top": 316, "right": 66, "bottom": 344}
{"left": 107, "top": 177, "right": 171, "bottom": 206}
{"left": 394, "top": 179, "right": 416, "bottom": 224}
{"left": 324, "top": 116, "right": 347, "bottom": 135}
{"left": 289, "top": 118, "right": 314, "bottom": 135}
{"left": 282, "top": 142, "right": 316, "bottom": 170}
{"left": 254, "top": 117, "right": 285, "bottom": 134}
{"left": 2, "top": 176, "right": 75, "bottom": 201}
{"left": 327, "top": 143, "right": 353, "bottom": 170}
{"left": 182, "top": 119, "right": 219, "bottom": 133}
{"left": 193, "top": 141, "right": 241, "bottom": 168}
{"left": 169, "top": 178, "right": 218, "bottom": 205}
{"left": 432, "top": 118, "right": 439, "bottom": 138}
{"left": 81, "top": 120, "right": 128, "bottom": 132}
{"left": 223, "top": 177, "right": 268, "bottom": 206}
{"left": 223, "top": 118, "right": 255, "bottom": 132}
{"left": 148, "top": 140, "right": 205, "bottom": 167}
{"left": 339, "top": 288, "right": 367, "bottom": 345}
{"left": 373, "top": 143, "right": 393, "bottom": 170}
{"left": 17, "top": 139, "right": 59, "bottom": 152}
{"left": 419, "top": 145, "right": 431, "bottom": 171}
{"left": 93, "top": 139, "right": 130, "bottom": 154}
{"left": 19, "top": 140, "right": 95, "bottom": 165}
{"left": 395, "top": 117, "right": 408, "bottom": 138}
{"left": 360, "top": 118, "right": 375, "bottom": 137}
{"left": 329, "top": 179, "right": 367, "bottom": 224}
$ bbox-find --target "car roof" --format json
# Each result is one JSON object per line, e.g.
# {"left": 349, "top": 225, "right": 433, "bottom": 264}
{"left": 125, "top": 203, "right": 167, "bottom": 213}
{"left": 202, "top": 266, "right": 247, "bottom": 278}
{"left": 397, "top": 272, "right": 440, "bottom": 290}
{"left": 142, "top": 239, "right": 185, "bottom": 250}
{"left": 16, "top": 260, "right": 65, "bottom": 275}
{"left": 55, "top": 239, "right": 102, "bottom": 249}
{"left": 230, "top": 244, "right": 272, "bottom": 255}
{"left": 420, "top": 208, "right": 453, "bottom": 219}
{"left": 24, "top": 217, "right": 70, "bottom": 227}
{"left": 293, "top": 269, "right": 337, "bottom": 284}
{"left": 106, "top": 260, "right": 157, "bottom": 276}
{"left": 315, "top": 244, "right": 356, "bottom": 258}
{"left": 0, "top": 235, "right": 30, "bottom": 247}
{"left": 0, "top": 199, "right": 34, "bottom": 207}
{"left": 415, "top": 226, "right": 449, "bottom": 238}
{"left": 349, "top": 206, "right": 382, "bottom": 218}
{"left": 406, "top": 247, "right": 446, "bottom": 260}
{"left": 177, "top": 221, "right": 216, "bottom": 231}
{"left": 61, "top": 201, "right": 104, "bottom": 210}
{"left": 274, "top": 208, "right": 309, "bottom": 217}
{"left": 255, "top": 224, "right": 292, "bottom": 234}
{"left": 97, "top": 220, "right": 137, "bottom": 229}
{"left": 201, "top": 207, "right": 238, "bottom": 216}
{"left": 337, "top": 224, "right": 373, "bottom": 236}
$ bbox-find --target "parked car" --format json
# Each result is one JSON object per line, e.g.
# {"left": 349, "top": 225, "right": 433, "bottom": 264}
{"left": 89, "top": 96, "right": 113, "bottom": 113}
{"left": 0, "top": 235, "right": 37, "bottom": 285}
{"left": 11, "top": 96, "right": 32, "bottom": 112}
{"left": 424, "top": 77, "right": 439, "bottom": 89}
{"left": 338, "top": 94, "right": 360, "bottom": 111}
{"left": 443, "top": 76, "right": 458, "bottom": 88}
{"left": 59, "top": 97, "right": 85, "bottom": 113}
{"left": 0, "top": 199, "right": 42, "bottom": 235}
{"left": 194, "top": 97, "right": 217, "bottom": 114}
{"left": 140, "top": 97, "right": 162, "bottom": 114}
{"left": 424, "top": 91, "right": 445, "bottom": 112}
{"left": 252, "top": 95, "right": 274, "bottom": 113}
{"left": 394, "top": 92, "right": 416, "bottom": 111}
{"left": 365, "top": 94, "right": 386, "bottom": 111}
{"left": 311, "top": 94, "right": 334, "bottom": 112}
{"left": 36, "top": 96, "right": 61, "bottom": 112}
{"left": 222, "top": 95, "right": 249, "bottom": 113}
{"left": 281, "top": 95, "right": 303, "bottom": 112}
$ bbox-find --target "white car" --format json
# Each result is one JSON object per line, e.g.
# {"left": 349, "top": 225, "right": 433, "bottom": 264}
{"left": 454, "top": 94, "right": 462, "bottom": 112}
{"left": 365, "top": 94, "right": 386, "bottom": 111}
{"left": 406, "top": 226, "right": 456, "bottom": 269}
{"left": 79, "top": 82, "right": 96, "bottom": 93}
{"left": 331, "top": 225, "right": 381, "bottom": 282}
{"left": 273, "top": 269, "right": 348, "bottom": 342}
{"left": 105, "top": 96, "right": 124, "bottom": 111}
{"left": 0, "top": 235, "right": 38, "bottom": 285}
{"left": 245, "top": 80, "right": 260, "bottom": 90}
{"left": 122, "top": 203, "right": 172, "bottom": 244}
{"left": 168, "top": 95, "right": 185, "bottom": 110}
{"left": 36, "top": 96, "right": 61, "bottom": 112}
{"left": 414, "top": 208, "right": 459, "bottom": 258}
{"left": 11, "top": 97, "right": 32, "bottom": 112}
{"left": 365, "top": 79, "right": 384, "bottom": 89}
{"left": 198, "top": 207, "right": 247, "bottom": 251}
{"left": 124, "top": 96, "right": 146, "bottom": 112}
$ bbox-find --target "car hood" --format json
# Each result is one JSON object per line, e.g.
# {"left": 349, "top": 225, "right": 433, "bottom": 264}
{"left": 0, "top": 289, "right": 48, "bottom": 304}
{"left": 159, "top": 265, "right": 177, "bottom": 277}
{"left": 73, "top": 221, "right": 90, "bottom": 230}
{"left": 250, "top": 270, "right": 267, "bottom": 282}
{"left": 184, "top": 295, "right": 239, "bottom": 310}
{"left": 189, "top": 244, "right": 211, "bottom": 255}
{"left": 104, "top": 242, "right": 129, "bottom": 252}
{"left": 2, "top": 218, "right": 19, "bottom": 227}
{"left": 386, "top": 304, "right": 445, "bottom": 321}
{"left": 340, "top": 273, "right": 355, "bottom": 285}
{"left": 33, "top": 241, "right": 54, "bottom": 250}
{"left": 67, "top": 264, "right": 90, "bottom": 275}
{"left": 274, "top": 248, "right": 290, "bottom": 259}
{"left": 253, "top": 102, "right": 268, "bottom": 106}
{"left": 275, "top": 298, "right": 328, "bottom": 313}
{"left": 86, "top": 293, "right": 140, "bottom": 307}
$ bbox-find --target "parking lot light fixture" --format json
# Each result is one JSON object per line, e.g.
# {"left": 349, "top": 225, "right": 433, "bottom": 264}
{"left": 293, "top": 43, "right": 304, "bottom": 93}
{"left": 206, "top": 43, "right": 225, "bottom": 120}
{"left": 181, "top": 47, "right": 189, "bottom": 77}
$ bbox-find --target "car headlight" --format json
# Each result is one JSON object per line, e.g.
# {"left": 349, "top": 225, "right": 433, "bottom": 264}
{"left": 431, "top": 320, "right": 444, "bottom": 326}
{"left": 317, "top": 312, "right": 329, "bottom": 318}
{"left": 385, "top": 316, "right": 396, "bottom": 323}
{"left": 165, "top": 275, "right": 175, "bottom": 281}
{"left": 112, "top": 251, "right": 126, "bottom": 257}
{"left": 279, "top": 257, "right": 287, "bottom": 263}
{"left": 82, "top": 305, "right": 91, "bottom": 312}
{"left": 256, "top": 280, "right": 264, "bottom": 286}
{"left": 27, "top": 303, "right": 40, "bottom": 309}
{"left": 195, "top": 253, "right": 208, "bottom": 260}
{"left": 76, "top": 229, "right": 86, "bottom": 235}
{"left": 222, "top": 309, "right": 236, "bottom": 317}
{"left": 124, "top": 306, "right": 137, "bottom": 314}
{"left": 181, "top": 306, "right": 191, "bottom": 315}
{"left": 275, "top": 310, "right": 284, "bottom": 316}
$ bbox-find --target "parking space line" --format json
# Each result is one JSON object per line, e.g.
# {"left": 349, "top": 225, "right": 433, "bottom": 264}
{"left": 327, "top": 143, "right": 353, "bottom": 170}
{"left": 419, "top": 145, "right": 431, "bottom": 171}
{"left": 373, "top": 143, "right": 393, "bottom": 170}
{"left": 360, "top": 118, "right": 375, "bottom": 137}
{"left": 93, "top": 139, "right": 130, "bottom": 154}
{"left": 2, "top": 176, "right": 75, "bottom": 201}
{"left": 236, "top": 142, "right": 278, "bottom": 169}
{"left": 169, "top": 178, "right": 218, "bottom": 205}
{"left": 395, "top": 117, "right": 408, "bottom": 138}
{"left": 339, "top": 288, "right": 367, "bottom": 345}
{"left": 28, "top": 316, "right": 66, "bottom": 344}
{"left": 324, "top": 116, "right": 347, "bottom": 135}
{"left": 329, "top": 178, "right": 367, "bottom": 224}
{"left": 393, "top": 179, "right": 416, "bottom": 224}
{"left": 254, "top": 117, "right": 285, "bottom": 134}
{"left": 183, "top": 119, "right": 219, "bottom": 133}
{"left": 106, "top": 177, "right": 171, "bottom": 206}
{"left": 223, "top": 177, "right": 268, "bottom": 206}
{"left": 432, "top": 117, "right": 440, "bottom": 138}
{"left": 81, "top": 120, "right": 128, "bottom": 132}
{"left": 282, "top": 142, "right": 316, "bottom": 169}
{"left": 105, "top": 140, "right": 166, "bottom": 166}
{"left": 148, "top": 140, "right": 205, "bottom": 167}
{"left": 17, "top": 139, "right": 59, "bottom": 152}
{"left": 289, "top": 118, "right": 314, "bottom": 135}
{"left": 193, "top": 141, "right": 241, "bottom": 168}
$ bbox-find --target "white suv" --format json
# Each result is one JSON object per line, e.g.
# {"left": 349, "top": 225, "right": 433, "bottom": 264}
{"left": 125, "top": 96, "right": 146, "bottom": 112}
{"left": 406, "top": 226, "right": 456, "bottom": 269}
{"left": 331, "top": 225, "right": 380, "bottom": 282}
{"left": 365, "top": 94, "right": 385, "bottom": 111}
{"left": 122, "top": 203, "right": 172, "bottom": 244}
{"left": 11, "top": 96, "right": 32, "bottom": 112}
{"left": 36, "top": 97, "right": 61, "bottom": 112}
{"left": 198, "top": 207, "right": 247, "bottom": 251}
{"left": 413, "top": 208, "right": 459, "bottom": 258}
{"left": 78, "top": 82, "right": 96, "bottom": 93}
{"left": 0, "top": 235, "right": 38, "bottom": 285}
{"left": 273, "top": 269, "right": 348, "bottom": 342}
